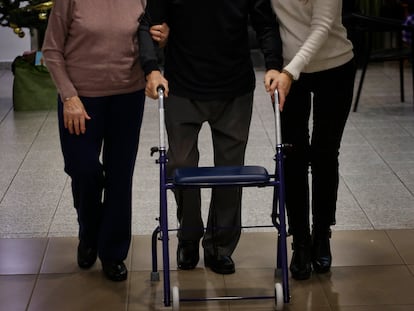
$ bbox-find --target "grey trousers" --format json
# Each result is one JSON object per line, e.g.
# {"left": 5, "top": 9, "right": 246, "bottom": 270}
{"left": 165, "top": 92, "right": 253, "bottom": 257}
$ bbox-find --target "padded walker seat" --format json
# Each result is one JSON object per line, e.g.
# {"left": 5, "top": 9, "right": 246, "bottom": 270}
{"left": 173, "top": 165, "right": 270, "bottom": 187}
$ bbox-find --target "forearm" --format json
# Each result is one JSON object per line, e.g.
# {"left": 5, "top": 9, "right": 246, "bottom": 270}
{"left": 138, "top": 0, "right": 168, "bottom": 75}
{"left": 250, "top": 0, "right": 283, "bottom": 71}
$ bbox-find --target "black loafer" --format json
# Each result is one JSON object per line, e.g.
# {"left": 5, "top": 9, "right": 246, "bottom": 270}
{"left": 204, "top": 254, "right": 235, "bottom": 274}
{"left": 312, "top": 229, "right": 332, "bottom": 274}
{"left": 77, "top": 242, "right": 97, "bottom": 269}
{"left": 290, "top": 241, "right": 312, "bottom": 280}
{"left": 177, "top": 240, "right": 200, "bottom": 270}
{"left": 102, "top": 261, "right": 128, "bottom": 282}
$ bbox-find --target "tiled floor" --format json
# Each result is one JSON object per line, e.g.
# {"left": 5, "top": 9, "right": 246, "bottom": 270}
{"left": 0, "top": 62, "right": 414, "bottom": 310}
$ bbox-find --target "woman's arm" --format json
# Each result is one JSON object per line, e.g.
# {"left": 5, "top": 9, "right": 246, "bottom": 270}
{"left": 42, "top": 0, "right": 77, "bottom": 101}
{"left": 284, "top": 0, "right": 340, "bottom": 79}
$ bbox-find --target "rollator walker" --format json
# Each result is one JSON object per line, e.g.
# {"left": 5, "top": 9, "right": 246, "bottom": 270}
{"left": 150, "top": 87, "right": 290, "bottom": 310}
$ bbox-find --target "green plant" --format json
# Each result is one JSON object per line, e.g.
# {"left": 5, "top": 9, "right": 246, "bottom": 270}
{"left": 0, "top": 1, "right": 53, "bottom": 48}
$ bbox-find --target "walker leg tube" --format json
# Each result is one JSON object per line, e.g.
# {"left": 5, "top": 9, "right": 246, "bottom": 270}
{"left": 276, "top": 147, "right": 290, "bottom": 303}
{"left": 160, "top": 159, "right": 171, "bottom": 307}
{"left": 151, "top": 226, "right": 160, "bottom": 281}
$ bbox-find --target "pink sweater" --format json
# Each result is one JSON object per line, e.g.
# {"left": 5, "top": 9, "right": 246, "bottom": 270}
{"left": 42, "top": 0, "right": 146, "bottom": 100}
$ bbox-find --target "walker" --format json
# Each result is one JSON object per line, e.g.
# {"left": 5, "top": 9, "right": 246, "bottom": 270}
{"left": 149, "top": 87, "right": 290, "bottom": 310}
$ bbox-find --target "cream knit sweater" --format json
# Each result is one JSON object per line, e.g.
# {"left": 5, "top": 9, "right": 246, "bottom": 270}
{"left": 271, "top": 0, "right": 354, "bottom": 80}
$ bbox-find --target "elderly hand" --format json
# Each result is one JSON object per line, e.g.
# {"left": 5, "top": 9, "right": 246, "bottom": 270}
{"left": 263, "top": 69, "right": 292, "bottom": 111}
{"left": 62, "top": 96, "right": 91, "bottom": 135}
{"left": 145, "top": 71, "right": 169, "bottom": 99}
{"left": 150, "top": 22, "right": 170, "bottom": 48}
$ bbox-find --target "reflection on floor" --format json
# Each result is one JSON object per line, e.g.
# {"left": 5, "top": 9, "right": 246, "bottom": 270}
{"left": 0, "top": 63, "right": 414, "bottom": 310}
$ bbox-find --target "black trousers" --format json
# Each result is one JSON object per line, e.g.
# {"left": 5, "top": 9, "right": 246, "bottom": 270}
{"left": 165, "top": 92, "right": 253, "bottom": 257}
{"left": 58, "top": 90, "right": 145, "bottom": 262}
{"left": 281, "top": 60, "right": 356, "bottom": 239}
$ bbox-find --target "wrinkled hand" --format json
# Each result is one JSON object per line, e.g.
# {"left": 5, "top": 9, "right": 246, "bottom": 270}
{"left": 150, "top": 22, "right": 170, "bottom": 48}
{"left": 145, "top": 71, "right": 169, "bottom": 99}
{"left": 63, "top": 96, "right": 91, "bottom": 135}
{"left": 263, "top": 69, "right": 292, "bottom": 111}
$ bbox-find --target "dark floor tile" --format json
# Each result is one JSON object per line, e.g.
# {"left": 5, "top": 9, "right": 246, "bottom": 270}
{"left": 331, "top": 230, "right": 403, "bottom": 267}
{"left": 0, "top": 275, "right": 36, "bottom": 311}
{"left": 0, "top": 238, "right": 47, "bottom": 274}
{"left": 129, "top": 270, "right": 229, "bottom": 310}
{"left": 40, "top": 236, "right": 81, "bottom": 274}
{"left": 28, "top": 272, "right": 128, "bottom": 311}
{"left": 386, "top": 229, "right": 414, "bottom": 264}
{"left": 318, "top": 265, "right": 414, "bottom": 307}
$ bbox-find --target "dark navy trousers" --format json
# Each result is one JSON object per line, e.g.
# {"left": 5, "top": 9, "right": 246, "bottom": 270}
{"left": 58, "top": 90, "right": 145, "bottom": 262}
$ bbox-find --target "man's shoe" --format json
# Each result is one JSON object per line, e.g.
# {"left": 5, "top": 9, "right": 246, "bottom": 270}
{"left": 102, "top": 261, "right": 128, "bottom": 282}
{"left": 177, "top": 240, "right": 200, "bottom": 270}
{"left": 204, "top": 253, "right": 235, "bottom": 275}
{"left": 311, "top": 229, "right": 332, "bottom": 274}
{"left": 77, "top": 242, "right": 97, "bottom": 269}
{"left": 290, "top": 239, "right": 312, "bottom": 280}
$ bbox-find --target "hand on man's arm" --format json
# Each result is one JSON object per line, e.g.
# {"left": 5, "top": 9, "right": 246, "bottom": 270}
{"left": 150, "top": 22, "right": 169, "bottom": 48}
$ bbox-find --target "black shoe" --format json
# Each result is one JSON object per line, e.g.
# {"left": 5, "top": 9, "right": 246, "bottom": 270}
{"left": 177, "top": 240, "right": 200, "bottom": 270}
{"left": 102, "top": 261, "right": 128, "bottom": 282}
{"left": 204, "top": 253, "right": 235, "bottom": 275}
{"left": 77, "top": 242, "right": 97, "bottom": 269}
{"left": 312, "top": 229, "right": 332, "bottom": 274}
{"left": 290, "top": 239, "right": 312, "bottom": 280}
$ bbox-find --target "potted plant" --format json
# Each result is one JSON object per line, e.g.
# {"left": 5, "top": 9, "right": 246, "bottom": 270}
{"left": 0, "top": 1, "right": 56, "bottom": 111}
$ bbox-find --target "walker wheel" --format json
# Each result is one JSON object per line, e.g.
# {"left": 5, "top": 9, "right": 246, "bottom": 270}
{"left": 274, "top": 282, "right": 284, "bottom": 310}
{"left": 172, "top": 286, "right": 180, "bottom": 311}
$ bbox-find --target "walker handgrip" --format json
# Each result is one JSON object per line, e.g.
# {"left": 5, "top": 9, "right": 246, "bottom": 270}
{"left": 157, "top": 85, "right": 165, "bottom": 98}
{"left": 273, "top": 89, "right": 282, "bottom": 146}
{"left": 157, "top": 85, "right": 166, "bottom": 149}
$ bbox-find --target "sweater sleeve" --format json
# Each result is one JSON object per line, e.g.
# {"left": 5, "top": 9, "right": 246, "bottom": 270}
{"left": 250, "top": 0, "right": 283, "bottom": 71}
{"left": 138, "top": 0, "right": 168, "bottom": 76}
{"left": 283, "top": 0, "right": 340, "bottom": 80}
{"left": 42, "top": 0, "right": 77, "bottom": 101}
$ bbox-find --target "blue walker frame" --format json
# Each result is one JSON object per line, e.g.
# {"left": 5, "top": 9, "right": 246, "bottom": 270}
{"left": 150, "top": 87, "right": 290, "bottom": 310}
